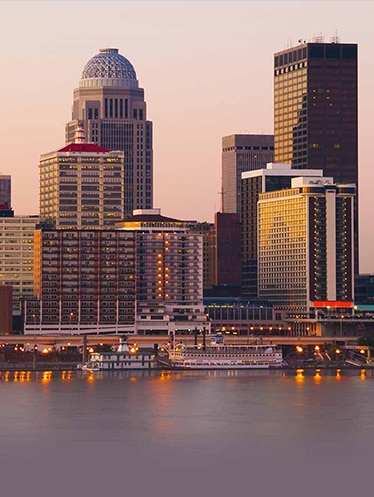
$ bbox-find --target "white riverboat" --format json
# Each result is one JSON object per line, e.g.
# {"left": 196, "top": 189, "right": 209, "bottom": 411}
{"left": 157, "top": 335, "right": 283, "bottom": 370}
{"left": 81, "top": 337, "right": 158, "bottom": 372}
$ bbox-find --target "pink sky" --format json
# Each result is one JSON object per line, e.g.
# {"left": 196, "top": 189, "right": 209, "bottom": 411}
{"left": 1, "top": 1, "right": 373, "bottom": 272}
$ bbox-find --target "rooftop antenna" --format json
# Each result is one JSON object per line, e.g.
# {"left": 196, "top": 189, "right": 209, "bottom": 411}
{"left": 313, "top": 33, "right": 324, "bottom": 43}
{"left": 218, "top": 184, "right": 224, "bottom": 213}
{"left": 331, "top": 29, "right": 340, "bottom": 44}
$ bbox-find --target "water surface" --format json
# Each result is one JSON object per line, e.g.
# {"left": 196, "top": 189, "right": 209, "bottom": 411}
{"left": 0, "top": 369, "right": 372, "bottom": 497}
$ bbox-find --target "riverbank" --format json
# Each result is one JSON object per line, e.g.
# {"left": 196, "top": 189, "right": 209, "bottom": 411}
{"left": 0, "top": 361, "right": 80, "bottom": 371}
{"left": 0, "top": 361, "right": 372, "bottom": 372}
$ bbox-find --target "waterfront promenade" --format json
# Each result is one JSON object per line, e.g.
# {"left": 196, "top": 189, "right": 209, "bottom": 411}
{"left": 0, "top": 333, "right": 370, "bottom": 371}
{"left": 0, "top": 333, "right": 362, "bottom": 348}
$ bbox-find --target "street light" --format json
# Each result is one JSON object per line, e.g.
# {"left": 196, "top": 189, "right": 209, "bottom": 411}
{"left": 296, "top": 345, "right": 303, "bottom": 367}
{"left": 69, "top": 312, "right": 74, "bottom": 330}
{"left": 339, "top": 314, "right": 344, "bottom": 337}
{"left": 335, "top": 348, "right": 341, "bottom": 362}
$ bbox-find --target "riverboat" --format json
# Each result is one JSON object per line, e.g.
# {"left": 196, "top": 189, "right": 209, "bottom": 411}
{"left": 157, "top": 335, "right": 283, "bottom": 370}
{"left": 81, "top": 337, "right": 158, "bottom": 371}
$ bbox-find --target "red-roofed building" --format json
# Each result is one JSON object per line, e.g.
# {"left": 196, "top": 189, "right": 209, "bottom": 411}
{"left": 57, "top": 143, "right": 110, "bottom": 153}
{"left": 40, "top": 125, "right": 125, "bottom": 229}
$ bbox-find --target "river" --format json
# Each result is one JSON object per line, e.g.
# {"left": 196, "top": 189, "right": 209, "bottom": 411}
{"left": 0, "top": 369, "right": 373, "bottom": 497}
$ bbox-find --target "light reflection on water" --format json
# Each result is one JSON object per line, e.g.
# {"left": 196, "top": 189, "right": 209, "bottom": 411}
{"left": 0, "top": 369, "right": 373, "bottom": 497}
{"left": 0, "top": 367, "right": 373, "bottom": 386}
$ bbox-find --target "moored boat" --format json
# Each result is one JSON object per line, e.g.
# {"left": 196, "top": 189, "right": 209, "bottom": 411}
{"left": 157, "top": 334, "right": 283, "bottom": 370}
{"left": 80, "top": 337, "right": 158, "bottom": 371}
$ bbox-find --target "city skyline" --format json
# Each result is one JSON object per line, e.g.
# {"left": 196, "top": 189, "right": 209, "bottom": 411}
{"left": 1, "top": 1, "right": 374, "bottom": 271}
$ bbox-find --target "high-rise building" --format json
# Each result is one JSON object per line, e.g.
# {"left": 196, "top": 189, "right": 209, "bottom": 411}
{"left": 187, "top": 221, "right": 216, "bottom": 292}
{"left": 66, "top": 48, "right": 153, "bottom": 215}
{"left": 0, "top": 174, "right": 13, "bottom": 217}
{"left": 241, "top": 163, "right": 323, "bottom": 297}
{"left": 24, "top": 210, "right": 209, "bottom": 335}
{"left": 117, "top": 209, "right": 208, "bottom": 334}
{"left": 25, "top": 229, "right": 136, "bottom": 334}
{"left": 257, "top": 177, "right": 355, "bottom": 311}
{"left": 40, "top": 125, "right": 124, "bottom": 229}
{"left": 274, "top": 39, "right": 358, "bottom": 267}
{"left": 215, "top": 212, "right": 241, "bottom": 289}
{"left": 0, "top": 216, "right": 38, "bottom": 313}
{"left": 222, "top": 134, "right": 274, "bottom": 217}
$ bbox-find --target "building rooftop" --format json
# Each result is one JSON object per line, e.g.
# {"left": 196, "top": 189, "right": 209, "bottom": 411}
{"left": 81, "top": 48, "right": 137, "bottom": 80}
{"left": 57, "top": 143, "right": 110, "bottom": 153}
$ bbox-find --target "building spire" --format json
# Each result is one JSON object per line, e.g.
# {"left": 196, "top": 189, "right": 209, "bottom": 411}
{"left": 74, "top": 122, "right": 85, "bottom": 144}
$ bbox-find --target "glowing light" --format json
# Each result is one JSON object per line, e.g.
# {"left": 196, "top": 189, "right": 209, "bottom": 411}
{"left": 314, "top": 369, "right": 322, "bottom": 382}
{"left": 296, "top": 369, "right": 305, "bottom": 383}
{"left": 41, "top": 371, "right": 52, "bottom": 384}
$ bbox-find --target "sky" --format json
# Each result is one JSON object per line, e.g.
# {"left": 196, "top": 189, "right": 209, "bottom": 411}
{"left": 1, "top": 1, "right": 373, "bottom": 272}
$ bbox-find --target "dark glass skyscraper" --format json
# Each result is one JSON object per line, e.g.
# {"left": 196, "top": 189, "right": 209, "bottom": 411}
{"left": 66, "top": 48, "right": 153, "bottom": 216}
{"left": 274, "top": 40, "right": 358, "bottom": 269}
{"left": 0, "top": 174, "right": 13, "bottom": 217}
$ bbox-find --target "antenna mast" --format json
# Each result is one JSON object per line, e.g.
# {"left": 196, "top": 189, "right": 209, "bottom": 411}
{"left": 218, "top": 184, "right": 224, "bottom": 213}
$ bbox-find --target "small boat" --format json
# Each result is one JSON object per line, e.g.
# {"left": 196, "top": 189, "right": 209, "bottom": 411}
{"left": 81, "top": 337, "right": 158, "bottom": 371}
{"left": 157, "top": 334, "right": 283, "bottom": 370}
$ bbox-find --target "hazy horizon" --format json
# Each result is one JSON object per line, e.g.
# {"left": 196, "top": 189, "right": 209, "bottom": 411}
{"left": 1, "top": 1, "right": 373, "bottom": 272}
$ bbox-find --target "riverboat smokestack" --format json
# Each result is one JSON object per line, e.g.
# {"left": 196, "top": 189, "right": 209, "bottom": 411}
{"left": 194, "top": 327, "right": 198, "bottom": 347}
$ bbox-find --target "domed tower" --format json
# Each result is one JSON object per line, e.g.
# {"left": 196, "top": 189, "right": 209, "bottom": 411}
{"left": 66, "top": 48, "right": 153, "bottom": 215}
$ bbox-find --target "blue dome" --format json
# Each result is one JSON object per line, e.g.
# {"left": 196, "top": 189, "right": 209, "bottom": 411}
{"left": 82, "top": 48, "right": 137, "bottom": 80}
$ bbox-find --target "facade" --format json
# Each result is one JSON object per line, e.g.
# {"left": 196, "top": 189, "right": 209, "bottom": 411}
{"left": 257, "top": 177, "right": 355, "bottom": 311}
{"left": 204, "top": 297, "right": 275, "bottom": 335}
{"left": 0, "top": 174, "right": 13, "bottom": 217}
{"left": 241, "top": 163, "right": 323, "bottom": 297}
{"left": 0, "top": 286, "right": 13, "bottom": 334}
{"left": 215, "top": 212, "right": 241, "bottom": 289}
{"left": 354, "top": 274, "right": 374, "bottom": 306}
{"left": 25, "top": 229, "right": 136, "bottom": 334}
{"left": 274, "top": 39, "right": 358, "bottom": 269}
{"left": 66, "top": 48, "right": 153, "bottom": 215}
{"left": 187, "top": 221, "right": 215, "bottom": 291}
{"left": 222, "top": 134, "right": 274, "bottom": 217}
{"left": 40, "top": 126, "right": 124, "bottom": 229}
{"left": 24, "top": 209, "right": 209, "bottom": 335}
{"left": 0, "top": 216, "right": 38, "bottom": 313}
{"left": 117, "top": 209, "right": 209, "bottom": 335}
